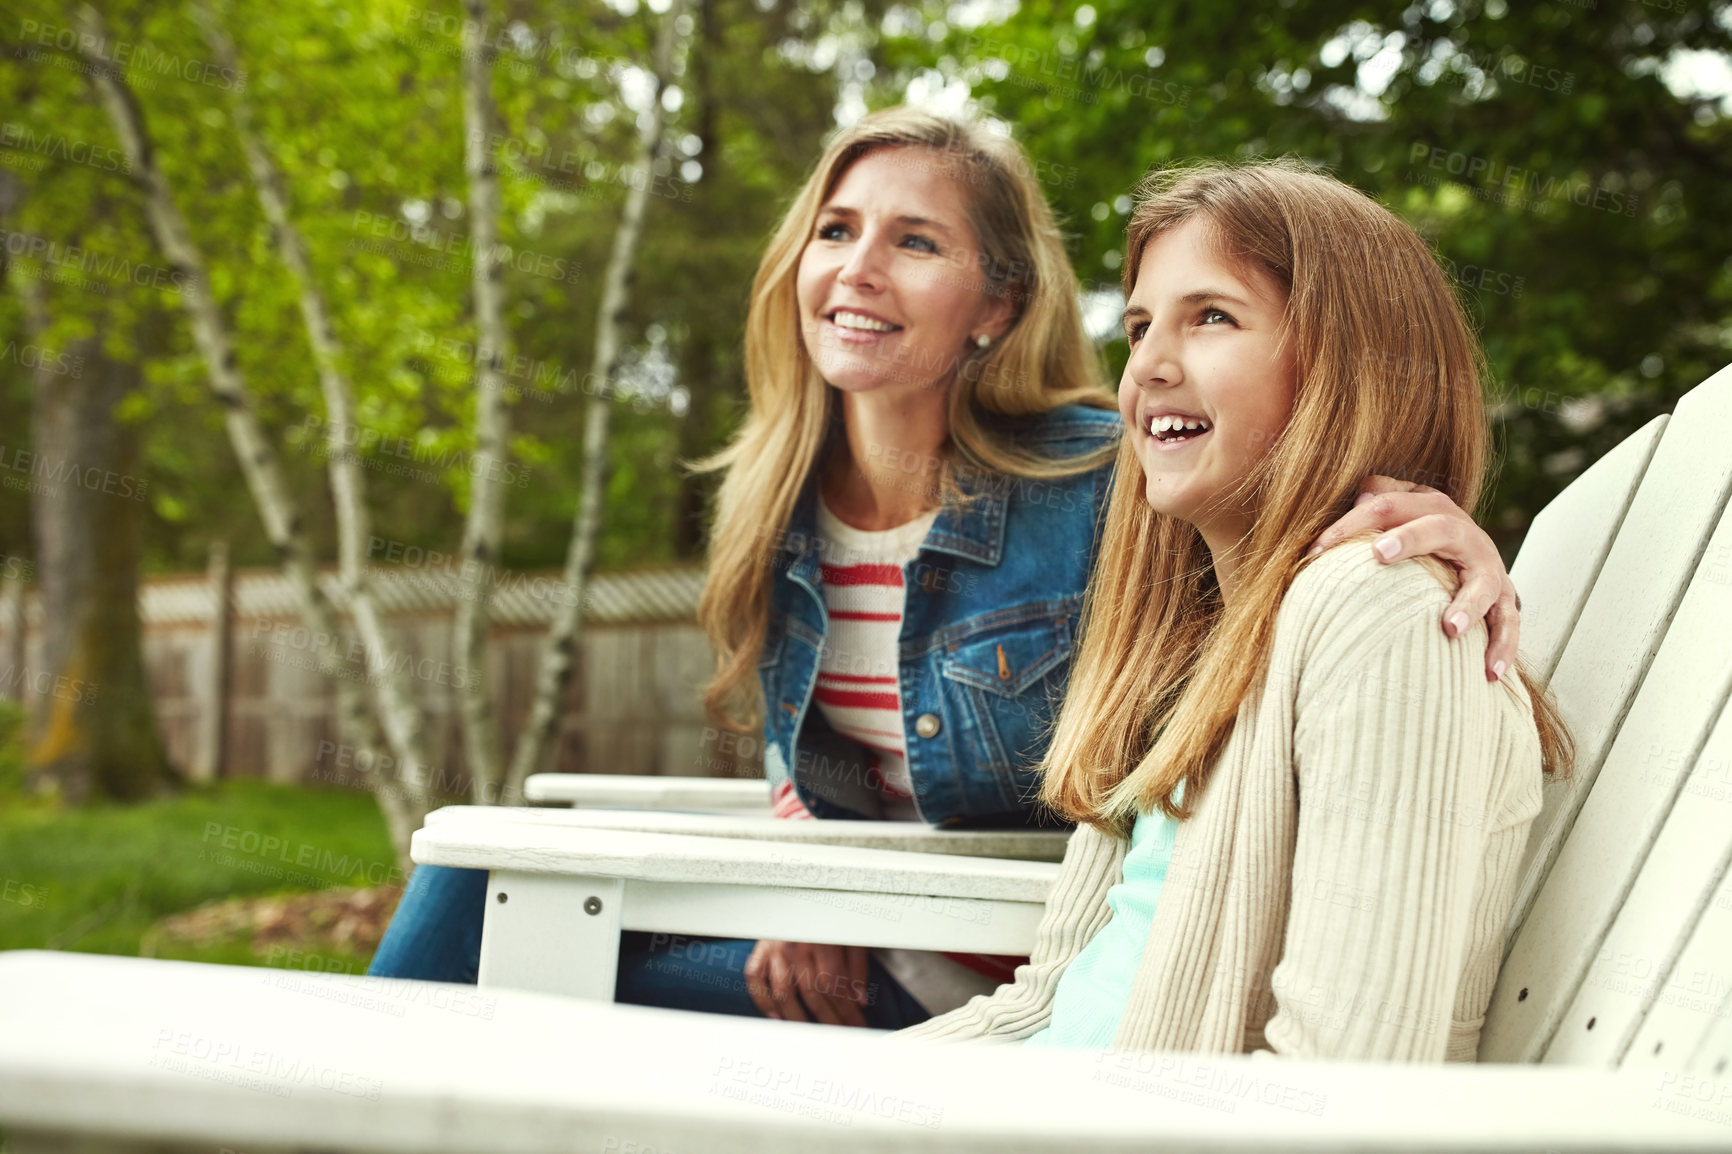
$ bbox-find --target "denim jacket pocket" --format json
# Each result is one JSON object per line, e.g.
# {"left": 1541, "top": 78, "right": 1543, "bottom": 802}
{"left": 937, "top": 613, "right": 1075, "bottom": 806}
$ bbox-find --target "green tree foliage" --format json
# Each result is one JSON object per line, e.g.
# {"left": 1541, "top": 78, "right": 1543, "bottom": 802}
{"left": 878, "top": 0, "right": 1731, "bottom": 549}
{"left": 2, "top": 0, "right": 1726, "bottom": 581}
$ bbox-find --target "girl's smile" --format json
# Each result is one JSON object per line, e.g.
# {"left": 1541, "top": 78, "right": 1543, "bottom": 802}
{"left": 1139, "top": 406, "right": 1214, "bottom": 449}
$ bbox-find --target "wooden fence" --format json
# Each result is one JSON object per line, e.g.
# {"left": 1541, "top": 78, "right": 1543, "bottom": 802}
{"left": 0, "top": 556, "right": 759, "bottom": 791}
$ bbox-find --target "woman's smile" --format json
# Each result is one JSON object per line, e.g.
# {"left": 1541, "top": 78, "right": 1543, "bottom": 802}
{"left": 822, "top": 306, "right": 906, "bottom": 346}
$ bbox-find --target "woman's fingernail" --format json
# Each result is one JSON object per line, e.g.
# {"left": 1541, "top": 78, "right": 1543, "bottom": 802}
{"left": 1374, "top": 535, "right": 1401, "bottom": 561}
{"left": 1491, "top": 660, "right": 1507, "bottom": 681}
{"left": 1306, "top": 543, "right": 1323, "bottom": 558}
{"left": 1449, "top": 611, "right": 1470, "bottom": 637}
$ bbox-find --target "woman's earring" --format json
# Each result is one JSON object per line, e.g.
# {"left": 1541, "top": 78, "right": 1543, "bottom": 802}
{"left": 974, "top": 333, "right": 992, "bottom": 350}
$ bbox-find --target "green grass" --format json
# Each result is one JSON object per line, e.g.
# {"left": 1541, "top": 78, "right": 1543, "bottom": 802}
{"left": 0, "top": 775, "right": 398, "bottom": 970}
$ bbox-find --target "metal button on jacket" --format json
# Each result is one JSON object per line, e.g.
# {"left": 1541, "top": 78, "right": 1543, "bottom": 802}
{"left": 914, "top": 713, "right": 942, "bottom": 739}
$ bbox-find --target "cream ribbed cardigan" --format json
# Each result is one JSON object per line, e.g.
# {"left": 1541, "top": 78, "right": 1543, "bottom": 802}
{"left": 903, "top": 544, "right": 1545, "bottom": 1061}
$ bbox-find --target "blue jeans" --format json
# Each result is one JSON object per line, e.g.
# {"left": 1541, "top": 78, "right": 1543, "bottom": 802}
{"left": 369, "top": 864, "right": 931, "bottom": 1028}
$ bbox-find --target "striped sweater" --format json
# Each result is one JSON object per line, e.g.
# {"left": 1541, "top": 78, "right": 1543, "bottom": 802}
{"left": 903, "top": 544, "right": 1546, "bottom": 1060}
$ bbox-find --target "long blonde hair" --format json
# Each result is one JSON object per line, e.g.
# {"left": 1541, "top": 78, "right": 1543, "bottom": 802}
{"left": 697, "top": 107, "right": 1115, "bottom": 732}
{"left": 1041, "top": 159, "right": 1572, "bottom": 833}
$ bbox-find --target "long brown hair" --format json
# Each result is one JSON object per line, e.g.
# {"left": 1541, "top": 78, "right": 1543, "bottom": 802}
{"left": 1041, "top": 159, "right": 1572, "bottom": 833}
{"left": 696, "top": 107, "right": 1116, "bottom": 732}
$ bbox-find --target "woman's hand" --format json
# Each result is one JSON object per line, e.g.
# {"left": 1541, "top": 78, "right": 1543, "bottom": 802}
{"left": 744, "top": 939, "right": 874, "bottom": 1027}
{"left": 1307, "top": 476, "right": 1520, "bottom": 682}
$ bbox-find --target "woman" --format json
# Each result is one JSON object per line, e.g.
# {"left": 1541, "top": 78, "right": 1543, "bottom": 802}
{"left": 904, "top": 159, "right": 1569, "bottom": 1059}
{"left": 370, "top": 110, "right": 1525, "bottom": 1032}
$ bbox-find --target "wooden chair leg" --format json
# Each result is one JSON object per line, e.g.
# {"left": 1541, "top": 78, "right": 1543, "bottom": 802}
{"left": 478, "top": 871, "right": 623, "bottom": 1000}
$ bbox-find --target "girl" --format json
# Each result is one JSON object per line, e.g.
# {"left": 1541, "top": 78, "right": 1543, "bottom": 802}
{"left": 371, "top": 115, "right": 1528, "bottom": 1035}
{"left": 904, "top": 159, "right": 1569, "bottom": 1060}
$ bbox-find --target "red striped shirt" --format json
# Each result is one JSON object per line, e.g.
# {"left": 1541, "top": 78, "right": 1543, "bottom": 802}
{"left": 768, "top": 500, "right": 1028, "bottom": 1009}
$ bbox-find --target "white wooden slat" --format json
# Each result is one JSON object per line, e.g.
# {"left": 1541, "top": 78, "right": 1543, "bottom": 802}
{"left": 523, "top": 772, "right": 770, "bottom": 811}
{"left": 473, "top": 871, "right": 1042, "bottom": 1001}
{"left": 1544, "top": 647, "right": 1732, "bottom": 1066}
{"left": 1687, "top": 985, "right": 1732, "bottom": 1081}
{"left": 2, "top": 951, "right": 1725, "bottom": 1154}
{"left": 1481, "top": 371, "right": 1732, "bottom": 1064}
{"left": 618, "top": 877, "right": 1043, "bottom": 954}
{"left": 1619, "top": 832, "right": 1732, "bottom": 1074}
{"left": 1503, "top": 366, "right": 1732, "bottom": 945}
{"left": 424, "top": 804, "right": 1072, "bottom": 861}
{"left": 411, "top": 822, "right": 1060, "bottom": 904}
{"left": 1509, "top": 415, "right": 1666, "bottom": 681}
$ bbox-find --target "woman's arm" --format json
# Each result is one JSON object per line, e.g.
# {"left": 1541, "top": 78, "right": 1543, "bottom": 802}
{"left": 1263, "top": 553, "right": 1537, "bottom": 1061}
{"left": 898, "top": 824, "right": 1127, "bottom": 1042}
{"left": 1308, "top": 477, "right": 1521, "bottom": 682}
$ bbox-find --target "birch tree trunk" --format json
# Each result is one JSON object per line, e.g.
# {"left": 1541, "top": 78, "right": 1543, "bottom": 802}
{"left": 672, "top": 0, "right": 719, "bottom": 560}
{"left": 504, "top": 0, "right": 689, "bottom": 795}
{"left": 73, "top": 4, "right": 420, "bottom": 861}
{"left": 452, "top": 0, "right": 511, "bottom": 802}
{"left": 194, "top": 0, "right": 437, "bottom": 829}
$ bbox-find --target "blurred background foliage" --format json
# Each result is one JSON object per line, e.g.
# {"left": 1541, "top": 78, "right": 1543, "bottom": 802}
{"left": 0, "top": 0, "right": 1727, "bottom": 578}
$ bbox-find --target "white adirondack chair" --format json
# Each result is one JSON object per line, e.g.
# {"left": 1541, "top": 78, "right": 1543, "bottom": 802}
{"left": 3, "top": 363, "right": 1730, "bottom": 1153}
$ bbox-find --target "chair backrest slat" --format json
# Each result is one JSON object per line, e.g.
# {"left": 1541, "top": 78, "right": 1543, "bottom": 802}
{"left": 1480, "top": 365, "right": 1732, "bottom": 1064}
{"left": 1689, "top": 1022, "right": 1732, "bottom": 1080}
{"left": 1543, "top": 608, "right": 1732, "bottom": 1068}
{"left": 1613, "top": 703, "right": 1732, "bottom": 1074}
{"left": 1672, "top": 941, "right": 1732, "bottom": 1077}
{"left": 1508, "top": 416, "right": 1666, "bottom": 682}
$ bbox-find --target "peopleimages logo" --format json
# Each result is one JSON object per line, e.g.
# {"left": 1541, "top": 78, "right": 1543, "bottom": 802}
{"left": 1, "top": 339, "right": 84, "bottom": 377}
{"left": 349, "top": 211, "right": 583, "bottom": 284}
{"left": 0, "top": 228, "right": 199, "bottom": 297}
{"left": 0, "top": 445, "right": 148, "bottom": 501}
{"left": 200, "top": 822, "right": 407, "bottom": 888}
{"left": 0, "top": 123, "right": 129, "bottom": 173}
{"left": 958, "top": 35, "right": 1190, "bottom": 108}
{"left": 298, "top": 414, "right": 530, "bottom": 489}
{"left": 1407, "top": 144, "right": 1640, "bottom": 217}
{"left": 18, "top": 20, "right": 247, "bottom": 91}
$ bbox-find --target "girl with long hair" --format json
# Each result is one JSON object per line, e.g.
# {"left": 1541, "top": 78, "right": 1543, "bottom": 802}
{"left": 371, "top": 115, "right": 1529, "bottom": 1035}
{"left": 905, "top": 159, "right": 1570, "bottom": 1059}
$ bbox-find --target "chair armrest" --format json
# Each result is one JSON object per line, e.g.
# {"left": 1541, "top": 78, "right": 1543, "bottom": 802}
{"left": 524, "top": 773, "right": 769, "bottom": 811}
{"left": 2, "top": 950, "right": 1720, "bottom": 1154}
{"left": 423, "top": 805, "right": 1071, "bottom": 862}
{"left": 417, "top": 815, "right": 1058, "bottom": 973}
{"left": 412, "top": 819, "right": 1057, "bottom": 904}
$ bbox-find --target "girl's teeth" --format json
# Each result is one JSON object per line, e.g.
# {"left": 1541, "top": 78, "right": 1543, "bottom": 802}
{"left": 1148, "top": 416, "right": 1211, "bottom": 438}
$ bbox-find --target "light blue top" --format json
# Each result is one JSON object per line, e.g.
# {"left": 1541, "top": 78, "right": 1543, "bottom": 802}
{"left": 1024, "top": 807, "right": 1180, "bottom": 1049}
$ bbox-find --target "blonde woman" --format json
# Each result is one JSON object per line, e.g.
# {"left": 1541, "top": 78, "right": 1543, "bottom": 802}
{"left": 371, "top": 115, "right": 1527, "bottom": 1033}
{"left": 904, "top": 159, "right": 1569, "bottom": 1058}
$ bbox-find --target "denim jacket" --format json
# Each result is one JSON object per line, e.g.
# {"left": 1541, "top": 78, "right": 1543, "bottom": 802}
{"left": 759, "top": 404, "right": 1122, "bottom": 827}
